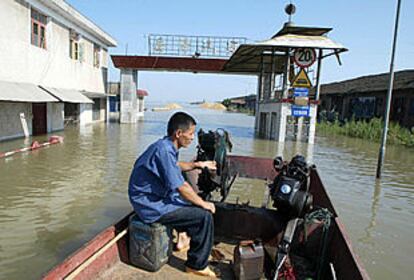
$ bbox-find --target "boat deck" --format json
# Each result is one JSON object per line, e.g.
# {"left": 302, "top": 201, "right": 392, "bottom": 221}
{"left": 97, "top": 243, "right": 238, "bottom": 280}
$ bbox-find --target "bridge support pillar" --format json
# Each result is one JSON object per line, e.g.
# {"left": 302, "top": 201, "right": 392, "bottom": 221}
{"left": 307, "top": 104, "right": 317, "bottom": 144}
{"left": 120, "top": 69, "right": 138, "bottom": 123}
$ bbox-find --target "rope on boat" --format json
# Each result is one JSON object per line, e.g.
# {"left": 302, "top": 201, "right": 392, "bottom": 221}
{"left": 64, "top": 228, "right": 128, "bottom": 280}
{"left": 303, "top": 208, "right": 333, "bottom": 280}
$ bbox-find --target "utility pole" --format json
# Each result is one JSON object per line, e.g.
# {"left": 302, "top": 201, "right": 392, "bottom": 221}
{"left": 376, "top": 0, "right": 402, "bottom": 179}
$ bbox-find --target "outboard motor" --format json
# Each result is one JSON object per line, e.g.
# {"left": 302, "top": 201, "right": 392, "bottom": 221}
{"left": 196, "top": 128, "right": 236, "bottom": 202}
{"left": 269, "top": 155, "right": 314, "bottom": 279}
{"left": 269, "top": 155, "right": 313, "bottom": 218}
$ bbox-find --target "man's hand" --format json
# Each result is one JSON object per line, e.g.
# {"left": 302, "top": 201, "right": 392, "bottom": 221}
{"left": 178, "top": 183, "right": 216, "bottom": 214}
{"left": 201, "top": 201, "right": 216, "bottom": 214}
{"left": 179, "top": 161, "right": 217, "bottom": 171}
{"left": 197, "top": 161, "right": 217, "bottom": 171}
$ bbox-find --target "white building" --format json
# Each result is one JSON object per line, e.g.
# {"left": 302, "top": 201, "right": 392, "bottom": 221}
{"left": 0, "top": 0, "right": 117, "bottom": 141}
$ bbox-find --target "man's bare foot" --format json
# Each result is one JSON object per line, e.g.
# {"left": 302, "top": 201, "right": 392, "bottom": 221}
{"left": 175, "top": 232, "right": 190, "bottom": 252}
{"left": 210, "top": 248, "right": 225, "bottom": 261}
{"left": 185, "top": 266, "right": 216, "bottom": 277}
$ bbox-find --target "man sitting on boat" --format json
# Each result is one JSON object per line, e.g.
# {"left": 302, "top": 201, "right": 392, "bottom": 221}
{"left": 128, "top": 112, "right": 217, "bottom": 277}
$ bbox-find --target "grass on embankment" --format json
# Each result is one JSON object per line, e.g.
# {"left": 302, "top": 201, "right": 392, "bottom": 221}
{"left": 317, "top": 118, "right": 414, "bottom": 147}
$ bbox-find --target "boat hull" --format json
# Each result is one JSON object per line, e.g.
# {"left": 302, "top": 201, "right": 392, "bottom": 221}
{"left": 43, "top": 155, "right": 369, "bottom": 280}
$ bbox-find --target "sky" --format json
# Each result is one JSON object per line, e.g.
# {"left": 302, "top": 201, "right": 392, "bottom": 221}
{"left": 66, "top": 0, "right": 414, "bottom": 102}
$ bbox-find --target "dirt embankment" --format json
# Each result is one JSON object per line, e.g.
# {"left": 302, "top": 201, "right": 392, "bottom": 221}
{"left": 199, "top": 102, "right": 227, "bottom": 110}
{"left": 152, "top": 103, "right": 183, "bottom": 111}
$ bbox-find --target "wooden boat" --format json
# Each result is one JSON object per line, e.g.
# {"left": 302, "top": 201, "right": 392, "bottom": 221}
{"left": 43, "top": 155, "right": 370, "bottom": 280}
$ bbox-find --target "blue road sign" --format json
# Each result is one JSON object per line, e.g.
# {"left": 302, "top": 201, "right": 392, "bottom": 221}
{"left": 291, "top": 104, "right": 310, "bottom": 117}
{"left": 293, "top": 87, "right": 309, "bottom": 97}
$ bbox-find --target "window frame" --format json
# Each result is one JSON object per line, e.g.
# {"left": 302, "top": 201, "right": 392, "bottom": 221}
{"left": 93, "top": 44, "right": 101, "bottom": 68}
{"left": 70, "top": 38, "right": 79, "bottom": 60}
{"left": 69, "top": 30, "right": 83, "bottom": 62}
{"left": 31, "top": 8, "right": 47, "bottom": 49}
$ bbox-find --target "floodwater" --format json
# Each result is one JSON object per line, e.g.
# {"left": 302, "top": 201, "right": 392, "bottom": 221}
{"left": 0, "top": 107, "right": 413, "bottom": 280}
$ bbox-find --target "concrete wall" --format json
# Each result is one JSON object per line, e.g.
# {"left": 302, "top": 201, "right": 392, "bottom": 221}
{"left": 257, "top": 102, "right": 290, "bottom": 141}
{"left": 308, "top": 105, "right": 317, "bottom": 144}
{"left": 0, "top": 102, "right": 32, "bottom": 141}
{"left": 137, "top": 97, "right": 144, "bottom": 118}
{"left": 120, "top": 69, "right": 138, "bottom": 123}
{"left": 100, "top": 98, "right": 106, "bottom": 121}
{"left": 0, "top": 102, "right": 64, "bottom": 141}
{"left": 47, "top": 102, "right": 64, "bottom": 132}
{"left": 79, "top": 103, "right": 93, "bottom": 125}
{"left": 93, "top": 98, "right": 106, "bottom": 122}
{"left": 87, "top": 98, "right": 106, "bottom": 122}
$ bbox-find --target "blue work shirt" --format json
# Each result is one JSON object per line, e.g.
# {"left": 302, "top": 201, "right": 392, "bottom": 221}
{"left": 128, "top": 136, "right": 190, "bottom": 223}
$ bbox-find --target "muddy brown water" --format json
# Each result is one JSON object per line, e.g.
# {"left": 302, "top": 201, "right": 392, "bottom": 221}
{"left": 0, "top": 107, "right": 413, "bottom": 279}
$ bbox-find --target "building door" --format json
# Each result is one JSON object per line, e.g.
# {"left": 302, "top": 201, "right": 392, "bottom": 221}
{"left": 92, "top": 98, "right": 101, "bottom": 121}
{"left": 32, "top": 103, "right": 47, "bottom": 135}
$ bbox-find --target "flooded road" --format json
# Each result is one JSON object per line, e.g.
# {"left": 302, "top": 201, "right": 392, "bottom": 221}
{"left": 0, "top": 108, "right": 413, "bottom": 279}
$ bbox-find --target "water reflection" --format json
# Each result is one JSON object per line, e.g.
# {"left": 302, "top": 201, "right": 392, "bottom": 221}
{"left": 360, "top": 179, "right": 382, "bottom": 245}
{"left": 0, "top": 109, "right": 413, "bottom": 280}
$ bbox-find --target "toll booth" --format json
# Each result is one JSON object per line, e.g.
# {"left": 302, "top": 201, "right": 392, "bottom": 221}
{"left": 111, "top": 22, "right": 346, "bottom": 145}
{"left": 223, "top": 22, "right": 347, "bottom": 144}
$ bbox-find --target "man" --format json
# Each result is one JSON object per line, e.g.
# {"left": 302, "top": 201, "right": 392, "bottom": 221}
{"left": 128, "top": 112, "right": 217, "bottom": 277}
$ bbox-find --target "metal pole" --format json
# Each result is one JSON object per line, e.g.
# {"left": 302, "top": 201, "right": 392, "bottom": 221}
{"left": 282, "top": 49, "right": 290, "bottom": 99}
{"left": 148, "top": 35, "right": 151, "bottom": 56}
{"left": 315, "top": 49, "right": 323, "bottom": 101}
{"left": 255, "top": 53, "right": 264, "bottom": 134}
{"left": 260, "top": 53, "right": 265, "bottom": 101}
{"left": 376, "top": 0, "right": 402, "bottom": 179}
{"left": 270, "top": 48, "right": 276, "bottom": 99}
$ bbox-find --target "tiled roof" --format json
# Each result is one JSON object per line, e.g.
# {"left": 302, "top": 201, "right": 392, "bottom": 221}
{"left": 320, "top": 70, "right": 414, "bottom": 95}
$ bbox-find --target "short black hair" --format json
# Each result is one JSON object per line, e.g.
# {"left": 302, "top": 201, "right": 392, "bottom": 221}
{"left": 167, "top": 112, "right": 197, "bottom": 136}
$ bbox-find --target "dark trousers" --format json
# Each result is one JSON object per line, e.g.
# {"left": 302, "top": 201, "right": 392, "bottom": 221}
{"left": 158, "top": 206, "right": 214, "bottom": 270}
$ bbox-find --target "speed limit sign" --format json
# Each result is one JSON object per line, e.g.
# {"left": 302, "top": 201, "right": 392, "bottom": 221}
{"left": 293, "top": 48, "right": 316, "bottom": 68}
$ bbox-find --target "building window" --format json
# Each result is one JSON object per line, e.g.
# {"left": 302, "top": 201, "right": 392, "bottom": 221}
{"left": 69, "top": 30, "right": 84, "bottom": 61}
{"left": 31, "top": 9, "right": 47, "bottom": 49}
{"left": 93, "top": 44, "right": 100, "bottom": 67}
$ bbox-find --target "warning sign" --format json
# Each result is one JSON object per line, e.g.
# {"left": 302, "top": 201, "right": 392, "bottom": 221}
{"left": 292, "top": 68, "right": 312, "bottom": 88}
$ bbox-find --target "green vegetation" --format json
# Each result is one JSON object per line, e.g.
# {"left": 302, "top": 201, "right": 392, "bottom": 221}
{"left": 317, "top": 118, "right": 414, "bottom": 147}
{"left": 221, "top": 99, "right": 231, "bottom": 107}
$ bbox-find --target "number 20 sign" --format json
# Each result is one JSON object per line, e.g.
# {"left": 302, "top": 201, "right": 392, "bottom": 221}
{"left": 293, "top": 48, "right": 316, "bottom": 68}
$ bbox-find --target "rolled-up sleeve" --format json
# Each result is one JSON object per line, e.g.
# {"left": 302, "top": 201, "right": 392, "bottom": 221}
{"left": 155, "top": 147, "right": 185, "bottom": 192}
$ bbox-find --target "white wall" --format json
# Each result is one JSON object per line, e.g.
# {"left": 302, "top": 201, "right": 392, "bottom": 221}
{"left": 79, "top": 103, "right": 93, "bottom": 125}
{"left": 257, "top": 102, "right": 290, "bottom": 141}
{"left": 137, "top": 98, "right": 144, "bottom": 118}
{"left": 0, "top": 102, "right": 32, "bottom": 141}
{"left": 0, "top": 0, "right": 109, "bottom": 93}
{"left": 47, "top": 102, "right": 64, "bottom": 132}
{"left": 100, "top": 98, "right": 106, "bottom": 121}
